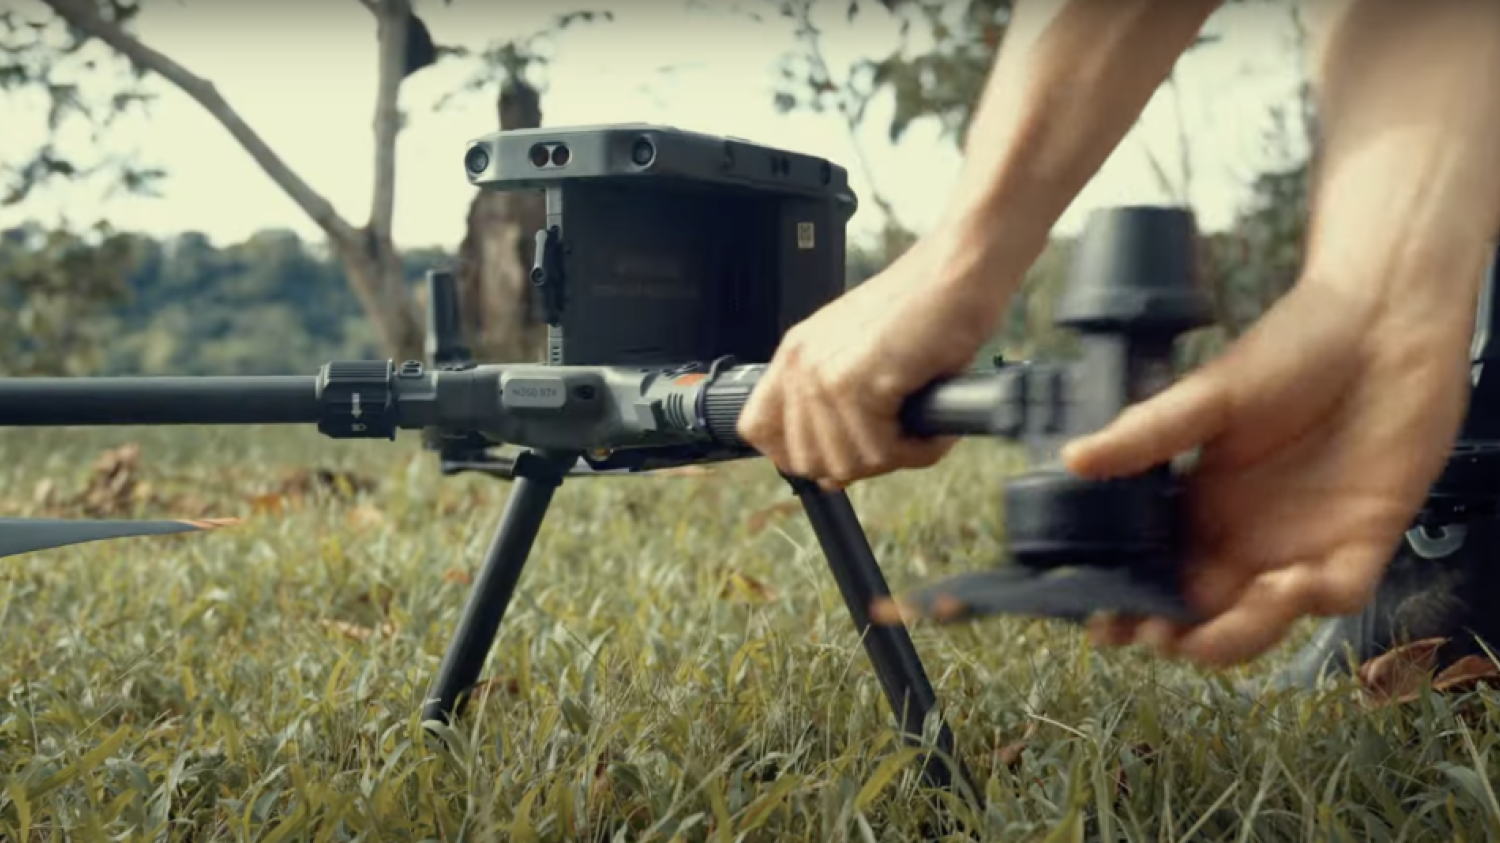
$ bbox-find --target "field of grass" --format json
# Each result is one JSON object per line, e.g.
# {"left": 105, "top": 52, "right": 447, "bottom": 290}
{"left": 1, "top": 424, "right": 1498, "bottom": 841}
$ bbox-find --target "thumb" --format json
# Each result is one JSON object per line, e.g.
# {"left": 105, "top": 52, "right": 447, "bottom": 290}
{"left": 1061, "top": 367, "right": 1231, "bottom": 479}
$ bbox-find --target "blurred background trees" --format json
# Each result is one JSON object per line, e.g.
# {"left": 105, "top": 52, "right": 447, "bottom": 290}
{"left": 770, "top": 0, "right": 1314, "bottom": 368}
{"left": 0, "top": 0, "right": 605, "bottom": 372}
{"left": 0, "top": 0, "right": 1317, "bottom": 376}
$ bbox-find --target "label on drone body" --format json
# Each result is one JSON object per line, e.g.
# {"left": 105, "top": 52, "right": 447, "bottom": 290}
{"left": 502, "top": 376, "right": 567, "bottom": 409}
{"left": 797, "top": 222, "right": 815, "bottom": 250}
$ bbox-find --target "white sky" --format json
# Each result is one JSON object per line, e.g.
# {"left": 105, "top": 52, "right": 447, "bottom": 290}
{"left": 0, "top": 0, "right": 1310, "bottom": 251}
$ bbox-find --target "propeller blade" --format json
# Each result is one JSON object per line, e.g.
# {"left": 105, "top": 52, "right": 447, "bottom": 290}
{"left": 872, "top": 565, "right": 1200, "bottom": 627}
{"left": 0, "top": 517, "right": 241, "bottom": 559}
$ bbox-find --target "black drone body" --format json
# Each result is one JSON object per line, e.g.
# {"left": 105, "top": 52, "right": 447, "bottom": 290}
{"left": 10, "top": 122, "right": 1499, "bottom": 810}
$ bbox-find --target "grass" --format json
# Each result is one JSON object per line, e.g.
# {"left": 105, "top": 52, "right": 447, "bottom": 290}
{"left": 0, "top": 424, "right": 1497, "bottom": 842}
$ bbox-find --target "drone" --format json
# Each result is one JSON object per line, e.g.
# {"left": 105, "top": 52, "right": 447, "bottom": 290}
{"left": 3, "top": 123, "right": 1497, "bottom": 799}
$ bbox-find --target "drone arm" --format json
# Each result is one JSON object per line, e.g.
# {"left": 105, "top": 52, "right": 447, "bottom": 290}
{"left": 0, "top": 376, "right": 320, "bottom": 425}
{"left": 695, "top": 362, "right": 1060, "bottom": 445}
{"left": 0, "top": 359, "right": 1044, "bottom": 454}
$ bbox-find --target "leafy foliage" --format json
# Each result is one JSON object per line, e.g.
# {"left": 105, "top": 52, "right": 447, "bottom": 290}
{"left": 0, "top": 0, "right": 164, "bottom": 206}
{"left": 770, "top": 0, "right": 1013, "bottom": 149}
{"left": 0, "top": 222, "right": 134, "bottom": 375}
{"left": 432, "top": 10, "right": 615, "bottom": 112}
{"left": 771, "top": 0, "right": 1243, "bottom": 151}
{"left": 766, "top": 0, "right": 1315, "bottom": 367}
{"left": 3, "top": 1, "right": 614, "bottom": 361}
{"left": 0, "top": 223, "right": 452, "bottom": 376}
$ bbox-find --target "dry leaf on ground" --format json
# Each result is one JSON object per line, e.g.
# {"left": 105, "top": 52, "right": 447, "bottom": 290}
{"left": 1357, "top": 637, "right": 1500, "bottom": 707}
{"left": 275, "top": 467, "right": 378, "bottom": 498}
{"left": 319, "top": 618, "right": 400, "bottom": 643}
{"left": 719, "top": 570, "right": 779, "bottom": 603}
{"left": 471, "top": 674, "right": 520, "bottom": 701}
{"left": 1433, "top": 655, "right": 1500, "bottom": 694}
{"left": 347, "top": 504, "right": 387, "bottom": 528}
{"left": 746, "top": 501, "right": 799, "bottom": 535}
{"left": 994, "top": 719, "right": 1040, "bottom": 770}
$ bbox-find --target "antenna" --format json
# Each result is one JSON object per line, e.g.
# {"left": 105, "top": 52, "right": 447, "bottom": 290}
{"left": 424, "top": 269, "right": 471, "bottom": 370}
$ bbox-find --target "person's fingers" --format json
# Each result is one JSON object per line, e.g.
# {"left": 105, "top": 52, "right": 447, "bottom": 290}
{"left": 803, "top": 387, "right": 858, "bottom": 491}
{"left": 828, "top": 382, "right": 891, "bottom": 481}
{"left": 1300, "top": 541, "right": 1391, "bottom": 618}
{"left": 737, "top": 361, "right": 786, "bottom": 456}
{"left": 890, "top": 434, "right": 959, "bottom": 471}
{"left": 1180, "top": 555, "right": 1251, "bottom": 619}
{"left": 1168, "top": 564, "right": 1328, "bottom": 667}
{"left": 1061, "top": 368, "right": 1233, "bottom": 480}
{"left": 798, "top": 363, "right": 878, "bottom": 487}
{"left": 780, "top": 389, "right": 828, "bottom": 481}
{"left": 1119, "top": 539, "right": 1392, "bottom": 668}
{"left": 1086, "top": 613, "right": 1141, "bottom": 648}
{"left": 1134, "top": 616, "right": 1190, "bottom": 657}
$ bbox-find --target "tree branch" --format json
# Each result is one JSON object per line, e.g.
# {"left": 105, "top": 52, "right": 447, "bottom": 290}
{"left": 1132, "top": 69, "right": 1192, "bottom": 207}
{"left": 1165, "top": 71, "right": 1195, "bottom": 208}
{"left": 39, "top": 0, "right": 361, "bottom": 246}
{"left": 368, "top": 0, "right": 408, "bottom": 239}
{"left": 786, "top": 0, "right": 906, "bottom": 232}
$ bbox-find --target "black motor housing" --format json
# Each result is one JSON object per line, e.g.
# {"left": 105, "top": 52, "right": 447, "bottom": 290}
{"left": 1006, "top": 206, "right": 1212, "bottom": 572}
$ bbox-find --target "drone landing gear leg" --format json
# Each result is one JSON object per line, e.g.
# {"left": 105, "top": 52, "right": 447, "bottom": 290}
{"left": 789, "top": 479, "right": 976, "bottom": 800}
{"left": 422, "top": 450, "right": 577, "bottom": 724}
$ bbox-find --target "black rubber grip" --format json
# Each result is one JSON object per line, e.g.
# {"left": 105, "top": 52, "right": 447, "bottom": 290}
{"left": 702, "top": 368, "right": 764, "bottom": 446}
{"left": 701, "top": 367, "right": 1011, "bottom": 445}
{"left": 898, "top": 373, "right": 1016, "bottom": 437}
{"left": 0, "top": 376, "right": 320, "bottom": 425}
{"left": 317, "top": 360, "right": 397, "bottom": 439}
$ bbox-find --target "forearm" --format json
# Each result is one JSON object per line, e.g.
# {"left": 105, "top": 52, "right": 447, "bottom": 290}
{"left": 1302, "top": 0, "right": 1500, "bottom": 338}
{"left": 938, "top": 0, "right": 1222, "bottom": 304}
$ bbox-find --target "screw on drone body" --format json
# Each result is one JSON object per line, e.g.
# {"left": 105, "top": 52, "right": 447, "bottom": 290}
{"left": 573, "top": 385, "right": 596, "bottom": 401}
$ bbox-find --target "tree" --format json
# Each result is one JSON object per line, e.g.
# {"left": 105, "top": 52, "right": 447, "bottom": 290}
{"left": 0, "top": 222, "right": 457, "bottom": 376}
{"left": 450, "top": 79, "right": 547, "bottom": 362}
{"left": 1182, "top": 2, "right": 1315, "bottom": 367}
{"left": 0, "top": 222, "right": 136, "bottom": 375}
{"left": 766, "top": 0, "right": 1238, "bottom": 215}
{"left": 4, "top": 1, "right": 609, "bottom": 363}
{"left": 440, "top": 12, "right": 612, "bottom": 362}
{"left": 0, "top": 1, "right": 164, "bottom": 207}
{"left": 760, "top": 0, "right": 1309, "bottom": 364}
{"left": 13, "top": 0, "right": 437, "bottom": 359}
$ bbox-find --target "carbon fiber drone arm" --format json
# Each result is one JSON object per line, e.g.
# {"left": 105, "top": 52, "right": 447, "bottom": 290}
{"left": 0, "top": 359, "right": 1039, "bottom": 452}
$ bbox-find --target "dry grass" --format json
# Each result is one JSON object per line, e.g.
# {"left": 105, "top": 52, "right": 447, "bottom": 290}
{"left": 1, "top": 425, "right": 1497, "bottom": 841}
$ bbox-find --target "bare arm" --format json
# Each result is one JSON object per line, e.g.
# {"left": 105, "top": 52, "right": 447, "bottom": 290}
{"left": 1302, "top": 0, "right": 1500, "bottom": 335}
{"left": 935, "top": 0, "right": 1224, "bottom": 321}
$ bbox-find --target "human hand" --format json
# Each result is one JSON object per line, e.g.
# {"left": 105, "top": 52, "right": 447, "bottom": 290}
{"left": 737, "top": 234, "right": 1008, "bottom": 490}
{"left": 1066, "top": 280, "right": 1476, "bottom": 668}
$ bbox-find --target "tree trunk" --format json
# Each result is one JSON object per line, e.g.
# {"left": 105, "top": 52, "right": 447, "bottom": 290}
{"left": 38, "top": 0, "right": 428, "bottom": 364}
{"left": 455, "top": 80, "right": 548, "bottom": 362}
{"left": 336, "top": 230, "right": 424, "bottom": 362}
